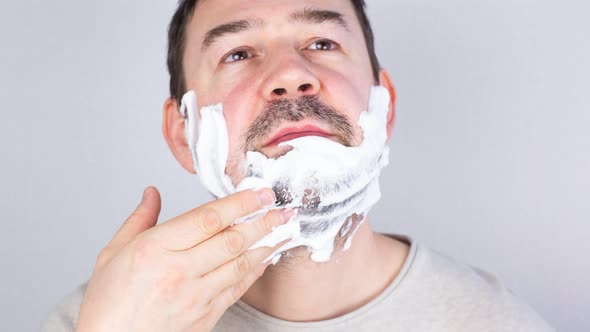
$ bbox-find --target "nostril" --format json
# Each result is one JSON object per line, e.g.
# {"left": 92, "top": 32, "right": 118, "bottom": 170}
{"left": 298, "top": 83, "right": 312, "bottom": 92}
{"left": 273, "top": 88, "right": 287, "bottom": 96}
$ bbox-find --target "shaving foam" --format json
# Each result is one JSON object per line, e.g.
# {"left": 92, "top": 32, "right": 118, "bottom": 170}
{"left": 180, "top": 86, "right": 391, "bottom": 263}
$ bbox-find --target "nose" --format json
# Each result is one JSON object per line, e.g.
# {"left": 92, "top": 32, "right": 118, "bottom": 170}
{"left": 260, "top": 52, "right": 320, "bottom": 101}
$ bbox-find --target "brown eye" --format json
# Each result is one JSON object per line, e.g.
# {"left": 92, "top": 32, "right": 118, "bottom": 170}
{"left": 308, "top": 39, "right": 337, "bottom": 51}
{"left": 223, "top": 49, "right": 251, "bottom": 63}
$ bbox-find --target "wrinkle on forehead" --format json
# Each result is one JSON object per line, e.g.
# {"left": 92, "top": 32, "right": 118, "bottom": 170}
{"left": 192, "top": 0, "right": 358, "bottom": 37}
{"left": 199, "top": 4, "right": 352, "bottom": 52}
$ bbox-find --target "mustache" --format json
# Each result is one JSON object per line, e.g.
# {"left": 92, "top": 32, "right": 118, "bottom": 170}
{"left": 242, "top": 95, "right": 355, "bottom": 151}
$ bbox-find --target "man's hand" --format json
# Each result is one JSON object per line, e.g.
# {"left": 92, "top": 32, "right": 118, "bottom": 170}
{"left": 77, "top": 186, "right": 291, "bottom": 332}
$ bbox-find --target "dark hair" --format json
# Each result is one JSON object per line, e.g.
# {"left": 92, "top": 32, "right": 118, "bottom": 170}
{"left": 166, "top": 0, "right": 380, "bottom": 105}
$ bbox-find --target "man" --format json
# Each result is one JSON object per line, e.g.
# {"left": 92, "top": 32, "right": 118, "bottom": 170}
{"left": 43, "top": 0, "right": 553, "bottom": 331}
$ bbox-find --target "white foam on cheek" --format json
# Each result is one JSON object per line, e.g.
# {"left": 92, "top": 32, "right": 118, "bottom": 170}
{"left": 180, "top": 91, "right": 235, "bottom": 198}
{"left": 181, "top": 86, "right": 391, "bottom": 264}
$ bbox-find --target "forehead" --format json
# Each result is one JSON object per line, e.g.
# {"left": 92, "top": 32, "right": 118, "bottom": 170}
{"left": 187, "top": 0, "right": 358, "bottom": 44}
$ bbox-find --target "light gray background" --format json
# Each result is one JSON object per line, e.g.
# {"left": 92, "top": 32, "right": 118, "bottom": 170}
{"left": 1, "top": 0, "right": 588, "bottom": 331}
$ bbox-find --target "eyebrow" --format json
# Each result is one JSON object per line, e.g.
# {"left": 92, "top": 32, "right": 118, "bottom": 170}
{"left": 201, "top": 18, "right": 262, "bottom": 51}
{"left": 289, "top": 7, "right": 349, "bottom": 31}
{"left": 201, "top": 7, "right": 348, "bottom": 52}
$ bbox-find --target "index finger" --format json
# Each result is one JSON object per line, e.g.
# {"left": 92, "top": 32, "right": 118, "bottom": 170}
{"left": 146, "top": 188, "right": 276, "bottom": 251}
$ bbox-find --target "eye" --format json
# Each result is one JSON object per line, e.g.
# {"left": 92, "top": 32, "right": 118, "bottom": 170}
{"left": 222, "top": 49, "right": 253, "bottom": 63}
{"left": 307, "top": 39, "right": 338, "bottom": 51}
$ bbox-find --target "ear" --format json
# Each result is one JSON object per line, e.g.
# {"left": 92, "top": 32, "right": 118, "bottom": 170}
{"left": 162, "top": 97, "right": 196, "bottom": 174}
{"left": 378, "top": 69, "right": 397, "bottom": 141}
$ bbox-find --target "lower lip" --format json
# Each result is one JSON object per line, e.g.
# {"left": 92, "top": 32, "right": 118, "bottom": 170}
{"left": 267, "top": 131, "right": 332, "bottom": 146}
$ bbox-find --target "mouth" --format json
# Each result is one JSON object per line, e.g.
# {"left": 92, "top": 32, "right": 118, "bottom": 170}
{"left": 262, "top": 124, "right": 334, "bottom": 148}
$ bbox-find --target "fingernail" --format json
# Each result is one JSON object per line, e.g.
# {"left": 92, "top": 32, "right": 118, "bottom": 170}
{"left": 279, "top": 208, "right": 296, "bottom": 224}
{"left": 257, "top": 189, "right": 276, "bottom": 207}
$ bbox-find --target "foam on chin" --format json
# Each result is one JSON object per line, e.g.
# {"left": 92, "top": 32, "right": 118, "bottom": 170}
{"left": 180, "top": 86, "right": 391, "bottom": 264}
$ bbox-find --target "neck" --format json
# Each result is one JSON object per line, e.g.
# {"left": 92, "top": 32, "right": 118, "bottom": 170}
{"left": 240, "top": 217, "right": 410, "bottom": 322}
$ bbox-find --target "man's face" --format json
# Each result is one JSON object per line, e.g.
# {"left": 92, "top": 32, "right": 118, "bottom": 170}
{"left": 182, "top": 0, "right": 376, "bottom": 185}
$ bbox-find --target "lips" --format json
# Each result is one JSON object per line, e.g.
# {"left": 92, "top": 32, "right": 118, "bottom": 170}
{"left": 262, "top": 124, "right": 333, "bottom": 147}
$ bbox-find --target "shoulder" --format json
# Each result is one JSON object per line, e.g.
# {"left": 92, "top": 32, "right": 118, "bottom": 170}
{"left": 404, "top": 243, "right": 554, "bottom": 331}
{"left": 41, "top": 282, "right": 88, "bottom": 332}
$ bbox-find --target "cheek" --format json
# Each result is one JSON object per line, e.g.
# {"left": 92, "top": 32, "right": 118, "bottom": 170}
{"left": 318, "top": 67, "right": 372, "bottom": 132}
{"left": 215, "top": 78, "right": 262, "bottom": 156}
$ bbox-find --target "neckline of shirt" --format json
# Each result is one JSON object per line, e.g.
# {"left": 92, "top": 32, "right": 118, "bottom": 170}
{"left": 232, "top": 233, "right": 418, "bottom": 328}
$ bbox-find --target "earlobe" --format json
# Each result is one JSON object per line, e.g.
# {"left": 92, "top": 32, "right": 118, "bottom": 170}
{"left": 378, "top": 69, "right": 397, "bottom": 141}
{"left": 162, "top": 97, "right": 197, "bottom": 174}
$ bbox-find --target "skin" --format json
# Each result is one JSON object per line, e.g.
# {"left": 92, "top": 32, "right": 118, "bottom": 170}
{"left": 78, "top": 0, "right": 409, "bottom": 330}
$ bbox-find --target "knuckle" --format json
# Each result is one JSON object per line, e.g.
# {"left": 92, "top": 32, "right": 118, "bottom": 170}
{"left": 155, "top": 270, "right": 184, "bottom": 296}
{"left": 234, "top": 255, "right": 250, "bottom": 278}
{"left": 257, "top": 215, "right": 275, "bottom": 235}
{"left": 157, "top": 270, "right": 183, "bottom": 292}
{"left": 181, "top": 282, "right": 210, "bottom": 314}
{"left": 223, "top": 230, "right": 244, "bottom": 255}
{"left": 130, "top": 237, "right": 159, "bottom": 270}
{"left": 190, "top": 287, "right": 209, "bottom": 308}
{"left": 197, "top": 207, "right": 222, "bottom": 236}
{"left": 239, "top": 196, "right": 254, "bottom": 215}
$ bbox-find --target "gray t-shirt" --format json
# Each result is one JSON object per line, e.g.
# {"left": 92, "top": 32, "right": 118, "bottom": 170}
{"left": 42, "top": 234, "right": 554, "bottom": 331}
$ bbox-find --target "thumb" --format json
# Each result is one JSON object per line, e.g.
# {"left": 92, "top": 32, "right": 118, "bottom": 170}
{"left": 106, "top": 186, "right": 162, "bottom": 256}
